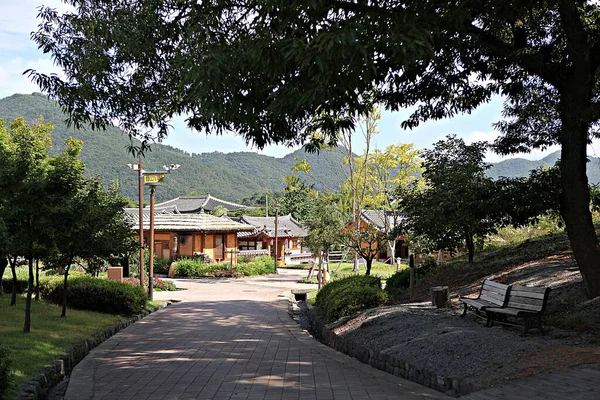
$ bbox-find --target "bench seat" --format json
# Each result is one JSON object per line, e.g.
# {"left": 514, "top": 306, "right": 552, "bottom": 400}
{"left": 459, "top": 279, "right": 510, "bottom": 325}
{"left": 485, "top": 285, "right": 551, "bottom": 336}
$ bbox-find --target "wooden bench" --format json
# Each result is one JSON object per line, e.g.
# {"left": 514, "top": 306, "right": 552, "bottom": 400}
{"left": 459, "top": 280, "right": 510, "bottom": 325}
{"left": 484, "top": 285, "right": 551, "bottom": 336}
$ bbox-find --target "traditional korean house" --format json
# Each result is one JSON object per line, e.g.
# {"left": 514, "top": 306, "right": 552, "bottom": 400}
{"left": 153, "top": 194, "right": 251, "bottom": 214}
{"left": 127, "top": 212, "right": 254, "bottom": 265}
{"left": 236, "top": 215, "right": 311, "bottom": 264}
{"left": 347, "top": 210, "right": 409, "bottom": 261}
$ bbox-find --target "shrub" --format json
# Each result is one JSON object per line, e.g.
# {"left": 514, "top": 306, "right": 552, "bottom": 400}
{"left": 385, "top": 261, "right": 437, "bottom": 300}
{"left": 153, "top": 258, "right": 171, "bottom": 275}
{"left": 384, "top": 268, "right": 411, "bottom": 299}
{"left": 173, "top": 259, "right": 222, "bottom": 277}
{"left": 235, "top": 255, "right": 274, "bottom": 276}
{"left": 0, "top": 345, "right": 12, "bottom": 399}
{"left": 315, "top": 275, "right": 387, "bottom": 322}
{"left": 152, "top": 277, "right": 177, "bottom": 291}
{"left": 1, "top": 279, "right": 28, "bottom": 294}
{"left": 40, "top": 276, "right": 148, "bottom": 315}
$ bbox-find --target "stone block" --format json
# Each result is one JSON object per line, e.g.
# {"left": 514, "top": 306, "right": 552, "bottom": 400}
{"left": 107, "top": 267, "right": 123, "bottom": 282}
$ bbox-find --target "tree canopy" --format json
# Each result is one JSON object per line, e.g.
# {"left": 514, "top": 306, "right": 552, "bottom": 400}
{"left": 403, "top": 136, "right": 500, "bottom": 263}
{"left": 28, "top": 0, "right": 600, "bottom": 297}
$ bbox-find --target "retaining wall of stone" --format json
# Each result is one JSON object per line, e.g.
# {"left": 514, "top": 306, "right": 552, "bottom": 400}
{"left": 305, "top": 307, "right": 478, "bottom": 397}
{"left": 18, "top": 306, "right": 166, "bottom": 400}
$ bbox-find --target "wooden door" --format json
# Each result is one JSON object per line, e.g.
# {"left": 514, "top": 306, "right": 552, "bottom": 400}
{"left": 215, "top": 235, "right": 224, "bottom": 260}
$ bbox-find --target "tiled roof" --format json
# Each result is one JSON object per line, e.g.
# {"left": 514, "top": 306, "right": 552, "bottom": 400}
{"left": 128, "top": 213, "right": 255, "bottom": 232}
{"left": 125, "top": 205, "right": 179, "bottom": 223}
{"left": 360, "top": 210, "right": 407, "bottom": 231}
{"left": 153, "top": 195, "right": 252, "bottom": 213}
{"left": 237, "top": 215, "right": 308, "bottom": 238}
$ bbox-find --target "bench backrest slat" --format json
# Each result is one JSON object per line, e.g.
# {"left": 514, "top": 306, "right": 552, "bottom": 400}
{"left": 479, "top": 280, "right": 510, "bottom": 306}
{"left": 506, "top": 284, "right": 551, "bottom": 313}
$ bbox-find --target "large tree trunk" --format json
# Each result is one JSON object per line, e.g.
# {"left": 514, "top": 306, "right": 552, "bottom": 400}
{"left": 465, "top": 230, "right": 475, "bottom": 264}
{"left": 560, "top": 106, "right": 600, "bottom": 299}
{"left": 61, "top": 264, "right": 71, "bottom": 318}
{"left": 365, "top": 258, "right": 373, "bottom": 276}
{"left": 10, "top": 256, "right": 17, "bottom": 306}
{"left": 35, "top": 259, "right": 40, "bottom": 302}
{"left": 24, "top": 255, "right": 34, "bottom": 333}
{"left": 0, "top": 255, "right": 7, "bottom": 295}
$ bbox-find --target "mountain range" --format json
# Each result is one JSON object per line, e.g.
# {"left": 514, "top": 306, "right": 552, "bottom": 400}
{"left": 2, "top": 93, "right": 600, "bottom": 203}
{"left": 0, "top": 93, "right": 349, "bottom": 203}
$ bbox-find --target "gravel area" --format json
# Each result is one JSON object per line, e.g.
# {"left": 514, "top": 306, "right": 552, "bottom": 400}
{"left": 297, "top": 299, "right": 600, "bottom": 390}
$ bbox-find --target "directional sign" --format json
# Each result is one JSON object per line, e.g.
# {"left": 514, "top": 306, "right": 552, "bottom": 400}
{"left": 143, "top": 173, "right": 166, "bottom": 184}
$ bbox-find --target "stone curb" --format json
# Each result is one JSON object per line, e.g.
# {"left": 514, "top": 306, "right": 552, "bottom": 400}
{"left": 294, "top": 297, "right": 480, "bottom": 398}
{"left": 18, "top": 303, "right": 170, "bottom": 400}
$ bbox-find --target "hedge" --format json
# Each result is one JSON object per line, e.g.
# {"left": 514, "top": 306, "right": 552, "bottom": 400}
{"left": 153, "top": 258, "right": 171, "bottom": 275}
{"left": 385, "top": 260, "right": 437, "bottom": 300}
{"left": 1, "top": 279, "right": 28, "bottom": 294}
{"left": 0, "top": 345, "right": 12, "bottom": 399}
{"left": 315, "top": 275, "right": 388, "bottom": 322}
{"left": 234, "top": 255, "right": 274, "bottom": 276}
{"left": 173, "top": 259, "right": 224, "bottom": 277}
{"left": 384, "top": 269, "right": 411, "bottom": 299}
{"left": 40, "top": 276, "right": 148, "bottom": 315}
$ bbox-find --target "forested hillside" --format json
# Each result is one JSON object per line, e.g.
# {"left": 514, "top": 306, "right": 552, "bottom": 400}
{"left": 0, "top": 93, "right": 349, "bottom": 202}
{"left": 487, "top": 151, "right": 600, "bottom": 183}
{"left": 3, "top": 93, "right": 599, "bottom": 204}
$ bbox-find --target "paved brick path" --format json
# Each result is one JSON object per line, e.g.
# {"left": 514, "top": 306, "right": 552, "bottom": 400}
{"left": 65, "top": 271, "right": 448, "bottom": 400}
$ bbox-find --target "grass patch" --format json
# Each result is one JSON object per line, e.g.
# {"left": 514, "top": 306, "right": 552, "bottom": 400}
{"left": 306, "top": 289, "right": 318, "bottom": 307}
{"left": 424, "top": 230, "right": 572, "bottom": 283}
{"left": 0, "top": 296, "right": 124, "bottom": 399}
{"left": 146, "top": 300, "right": 165, "bottom": 309}
{"left": 327, "top": 261, "right": 401, "bottom": 279}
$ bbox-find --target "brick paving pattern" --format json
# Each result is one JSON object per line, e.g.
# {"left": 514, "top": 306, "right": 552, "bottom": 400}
{"left": 65, "top": 274, "right": 448, "bottom": 400}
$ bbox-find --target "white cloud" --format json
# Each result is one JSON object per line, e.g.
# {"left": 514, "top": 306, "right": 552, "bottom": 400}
{"left": 0, "top": 56, "right": 63, "bottom": 99}
{"left": 0, "top": 0, "right": 72, "bottom": 51}
{"left": 462, "top": 130, "right": 565, "bottom": 163}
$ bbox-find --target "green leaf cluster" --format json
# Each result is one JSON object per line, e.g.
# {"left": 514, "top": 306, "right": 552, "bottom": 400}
{"left": 40, "top": 275, "right": 147, "bottom": 315}
{"left": 173, "top": 259, "right": 223, "bottom": 277}
{"left": 314, "top": 275, "right": 387, "bottom": 322}
{"left": 234, "top": 255, "right": 275, "bottom": 276}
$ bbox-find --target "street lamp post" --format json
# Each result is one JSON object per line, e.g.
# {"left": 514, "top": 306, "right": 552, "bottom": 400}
{"left": 127, "top": 157, "right": 144, "bottom": 284}
{"left": 143, "top": 164, "right": 180, "bottom": 301}
{"left": 147, "top": 184, "right": 157, "bottom": 301}
{"left": 274, "top": 202, "right": 280, "bottom": 273}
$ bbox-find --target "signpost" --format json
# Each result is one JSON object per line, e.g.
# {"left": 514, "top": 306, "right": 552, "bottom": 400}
{"left": 143, "top": 173, "right": 166, "bottom": 185}
{"left": 143, "top": 167, "right": 179, "bottom": 301}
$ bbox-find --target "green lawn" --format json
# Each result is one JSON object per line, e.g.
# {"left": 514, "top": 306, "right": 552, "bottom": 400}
{"left": 0, "top": 296, "right": 124, "bottom": 399}
{"left": 297, "top": 261, "right": 406, "bottom": 285}
{"left": 327, "top": 260, "right": 403, "bottom": 278}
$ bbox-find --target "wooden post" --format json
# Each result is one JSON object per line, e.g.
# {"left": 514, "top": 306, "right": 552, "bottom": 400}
{"left": 317, "top": 250, "right": 322, "bottom": 290}
{"left": 431, "top": 286, "right": 450, "bottom": 308}
{"left": 137, "top": 156, "right": 144, "bottom": 285}
{"left": 409, "top": 254, "right": 415, "bottom": 299}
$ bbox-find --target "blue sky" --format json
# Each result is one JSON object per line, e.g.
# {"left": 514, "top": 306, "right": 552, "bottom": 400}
{"left": 0, "top": 0, "right": 572, "bottom": 162}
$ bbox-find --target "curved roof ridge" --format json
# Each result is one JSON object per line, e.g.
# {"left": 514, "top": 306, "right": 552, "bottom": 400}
{"left": 204, "top": 193, "right": 250, "bottom": 208}
{"left": 154, "top": 196, "right": 182, "bottom": 207}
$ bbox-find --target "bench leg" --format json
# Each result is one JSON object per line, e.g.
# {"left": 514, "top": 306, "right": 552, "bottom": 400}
{"left": 521, "top": 318, "right": 531, "bottom": 337}
{"left": 461, "top": 303, "right": 468, "bottom": 317}
{"left": 537, "top": 316, "right": 545, "bottom": 335}
{"left": 485, "top": 312, "right": 494, "bottom": 327}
